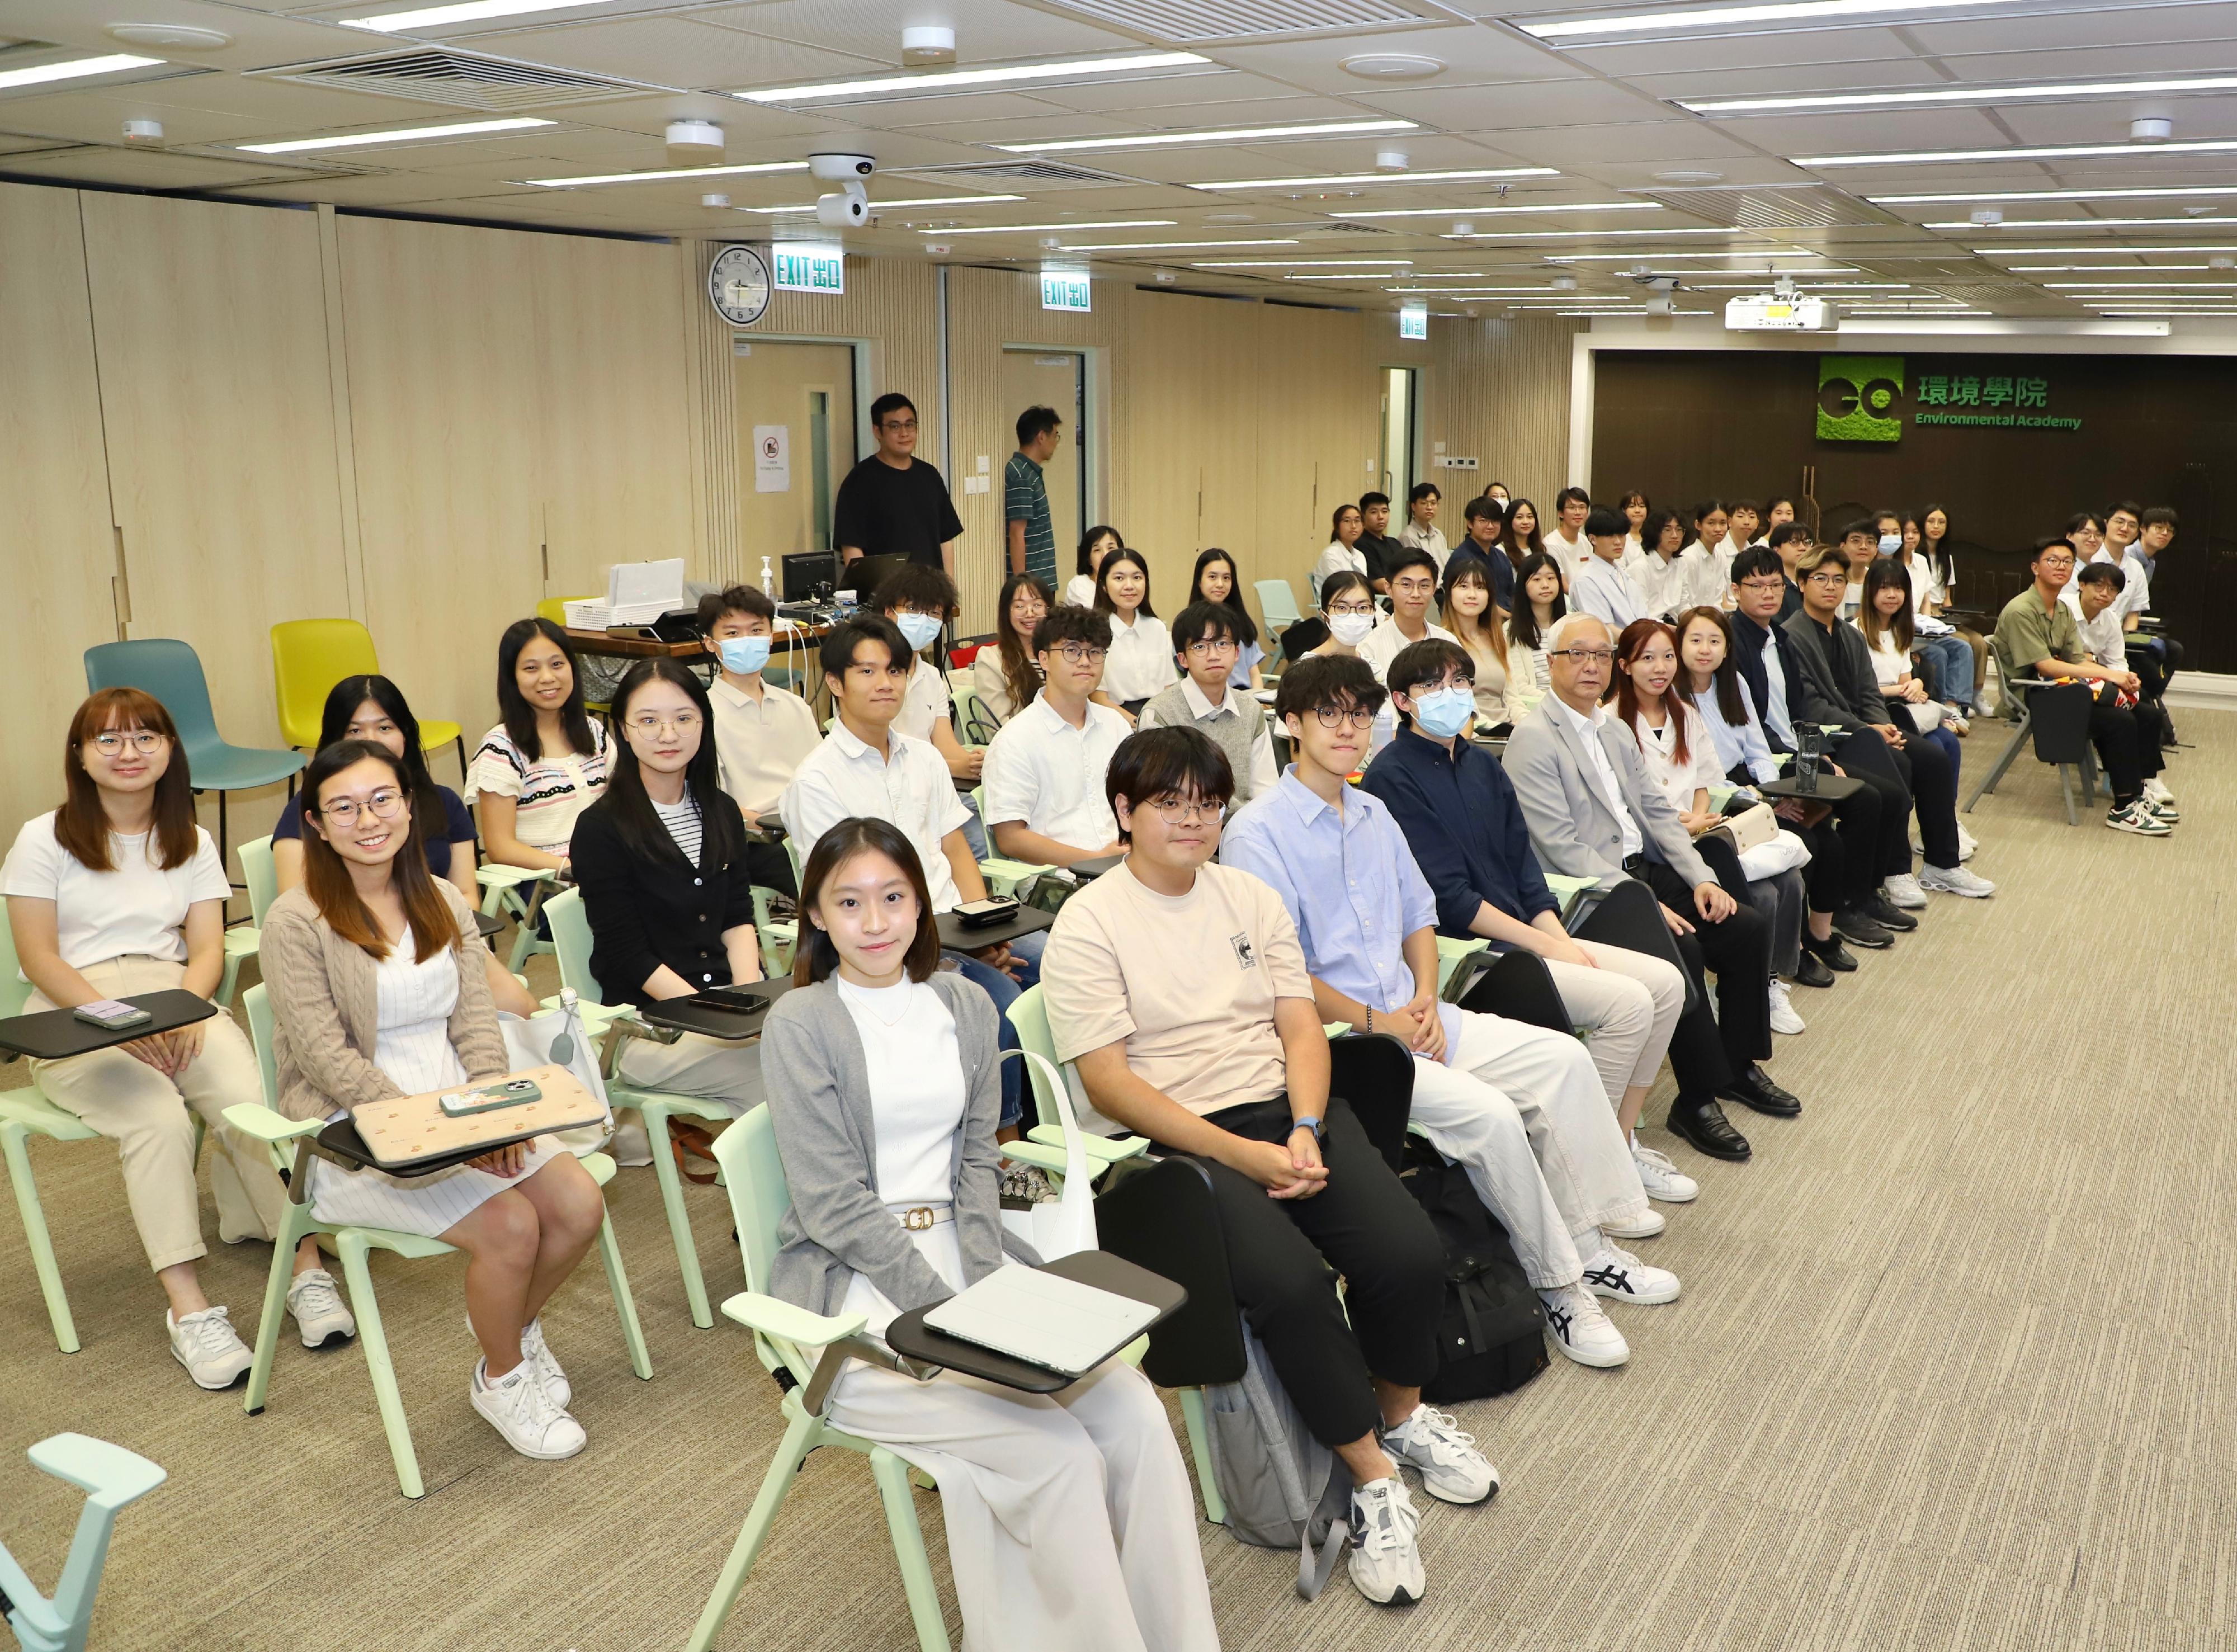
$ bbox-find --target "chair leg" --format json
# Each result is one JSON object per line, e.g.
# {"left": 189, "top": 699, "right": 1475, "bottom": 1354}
{"left": 454, "top": 735, "right": 469, "bottom": 789}
{"left": 336, "top": 1233, "right": 424, "bottom": 1499}
{"left": 2058, "top": 766, "right": 2078, "bottom": 826}
{"left": 1178, "top": 1386, "right": 1226, "bottom": 1527}
{"left": 686, "top": 1406, "right": 820, "bottom": 1652}
{"left": 1964, "top": 714, "right": 2031, "bottom": 811}
{"left": 2, "top": 1121, "right": 79, "bottom": 1354}
{"left": 243, "top": 1200, "right": 312, "bottom": 1417}
{"left": 871, "top": 1446, "right": 953, "bottom": 1652}
{"left": 594, "top": 1211, "right": 653, "bottom": 1380}
{"left": 639, "top": 1102, "right": 714, "bottom": 1329}
{"left": 216, "top": 951, "right": 242, "bottom": 1009}
{"left": 507, "top": 922, "right": 539, "bottom": 975}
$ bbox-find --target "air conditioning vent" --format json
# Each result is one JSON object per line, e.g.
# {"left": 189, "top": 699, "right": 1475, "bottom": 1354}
{"left": 1305, "top": 220, "right": 1399, "bottom": 236}
{"left": 259, "top": 48, "right": 658, "bottom": 112}
{"left": 898, "top": 159, "right": 1146, "bottom": 188}
{"left": 1631, "top": 184, "right": 1898, "bottom": 231}
{"left": 1040, "top": 0, "right": 1443, "bottom": 43}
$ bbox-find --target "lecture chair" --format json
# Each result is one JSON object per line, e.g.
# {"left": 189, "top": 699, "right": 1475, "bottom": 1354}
{"left": 1255, "top": 578, "right": 1305, "bottom": 638}
{"left": 1, "top": 1433, "right": 165, "bottom": 1652}
{"left": 83, "top": 639, "right": 306, "bottom": 877}
{"left": 228, "top": 983, "right": 650, "bottom": 1498}
{"left": 268, "top": 619, "right": 468, "bottom": 781}
{"left": 1966, "top": 636, "right": 2103, "bottom": 827}
{"left": 1569, "top": 876, "right": 1703, "bottom": 1017}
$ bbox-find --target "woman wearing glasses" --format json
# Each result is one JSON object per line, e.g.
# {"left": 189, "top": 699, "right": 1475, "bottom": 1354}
{"left": 3, "top": 689, "right": 337, "bottom": 1388}
{"left": 570, "top": 659, "right": 767, "bottom": 1130}
{"left": 1302, "top": 569, "right": 1399, "bottom": 759}
{"left": 974, "top": 572, "right": 1054, "bottom": 726}
{"left": 262, "top": 737, "right": 607, "bottom": 1460}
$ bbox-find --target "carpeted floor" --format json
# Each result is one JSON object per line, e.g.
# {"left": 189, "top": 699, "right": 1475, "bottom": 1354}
{"left": 3, "top": 711, "right": 2226, "bottom": 1652}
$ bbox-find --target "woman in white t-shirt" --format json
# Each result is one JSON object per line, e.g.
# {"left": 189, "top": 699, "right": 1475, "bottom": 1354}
{"left": 0, "top": 689, "right": 341, "bottom": 1388}
{"left": 753, "top": 818, "right": 1215, "bottom": 1652}
{"left": 1063, "top": 524, "right": 1122, "bottom": 612}
{"left": 1313, "top": 502, "right": 1370, "bottom": 593}
{"left": 1093, "top": 548, "right": 1176, "bottom": 718}
{"left": 466, "top": 617, "right": 611, "bottom": 878}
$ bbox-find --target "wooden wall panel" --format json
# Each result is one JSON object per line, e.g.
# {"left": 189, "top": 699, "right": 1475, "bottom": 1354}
{"left": 1422, "top": 314, "right": 1583, "bottom": 515}
{"left": 81, "top": 193, "right": 353, "bottom": 754}
{"left": 0, "top": 184, "right": 119, "bottom": 830}
{"left": 1253, "top": 301, "right": 1378, "bottom": 603}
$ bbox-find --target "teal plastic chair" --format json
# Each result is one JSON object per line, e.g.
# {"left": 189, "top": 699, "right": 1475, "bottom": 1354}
{"left": 230, "top": 983, "right": 650, "bottom": 1497}
{"left": 544, "top": 886, "right": 736, "bottom": 1329}
{"left": 83, "top": 639, "right": 306, "bottom": 872}
{"left": 1255, "top": 578, "right": 1304, "bottom": 633}
{"left": 1, "top": 1433, "right": 165, "bottom": 1652}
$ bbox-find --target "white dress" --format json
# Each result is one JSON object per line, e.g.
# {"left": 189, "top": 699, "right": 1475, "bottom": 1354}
{"left": 308, "top": 930, "right": 561, "bottom": 1238}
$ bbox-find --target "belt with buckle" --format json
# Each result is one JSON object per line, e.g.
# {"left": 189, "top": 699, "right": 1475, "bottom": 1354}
{"left": 890, "top": 1203, "right": 954, "bottom": 1232}
{"left": 1621, "top": 853, "right": 1648, "bottom": 876}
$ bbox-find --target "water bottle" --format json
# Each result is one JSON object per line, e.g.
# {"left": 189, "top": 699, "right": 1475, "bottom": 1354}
{"left": 1795, "top": 726, "right": 1822, "bottom": 794}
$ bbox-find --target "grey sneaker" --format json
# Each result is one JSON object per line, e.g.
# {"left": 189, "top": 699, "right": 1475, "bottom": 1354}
{"left": 1919, "top": 863, "right": 1997, "bottom": 896}
{"left": 1348, "top": 1476, "right": 1426, "bottom": 1605}
{"left": 168, "top": 1306, "right": 254, "bottom": 1389}
{"left": 1881, "top": 874, "right": 1928, "bottom": 909}
{"left": 1381, "top": 1404, "right": 1498, "bottom": 1504}
{"left": 286, "top": 1268, "right": 357, "bottom": 1349}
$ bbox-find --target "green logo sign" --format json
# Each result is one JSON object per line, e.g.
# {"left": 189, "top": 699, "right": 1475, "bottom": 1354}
{"left": 1817, "top": 355, "right": 1904, "bottom": 442}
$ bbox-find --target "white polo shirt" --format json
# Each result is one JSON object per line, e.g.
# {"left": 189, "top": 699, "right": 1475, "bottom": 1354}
{"left": 893, "top": 657, "right": 953, "bottom": 745}
{"left": 1571, "top": 553, "right": 1646, "bottom": 631}
{"left": 1543, "top": 528, "right": 1590, "bottom": 589}
{"left": 1357, "top": 612, "right": 1456, "bottom": 685}
{"left": 980, "top": 693, "right": 1132, "bottom": 852}
{"left": 778, "top": 721, "right": 973, "bottom": 913}
{"left": 708, "top": 674, "right": 822, "bottom": 818}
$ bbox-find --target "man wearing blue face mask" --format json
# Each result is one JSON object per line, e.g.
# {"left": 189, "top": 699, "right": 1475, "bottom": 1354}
{"left": 881, "top": 563, "right": 993, "bottom": 857}
{"left": 700, "top": 584, "right": 821, "bottom": 894}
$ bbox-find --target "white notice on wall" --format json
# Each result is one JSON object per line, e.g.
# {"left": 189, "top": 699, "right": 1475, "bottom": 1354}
{"left": 754, "top": 424, "right": 790, "bottom": 493}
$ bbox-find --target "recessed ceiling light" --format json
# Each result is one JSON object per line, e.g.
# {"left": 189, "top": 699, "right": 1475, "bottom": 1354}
{"left": 522, "top": 159, "right": 809, "bottom": 188}
{"left": 994, "top": 119, "right": 1413, "bottom": 154}
{"left": 1873, "top": 185, "right": 2237, "bottom": 205}
{"left": 734, "top": 193, "right": 1025, "bottom": 214}
{"left": 105, "top": 23, "right": 230, "bottom": 49}
{"left": 1337, "top": 201, "right": 1663, "bottom": 219}
{"left": 1797, "top": 138, "right": 2237, "bottom": 166}
{"left": 1341, "top": 54, "right": 1444, "bottom": 79}
{"left": 239, "top": 116, "right": 554, "bottom": 153}
{"left": 1059, "top": 238, "right": 1300, "bottom": 250}
{"left": 1936, "top": 216, "right": 2229, "bottom": 229}
{"left": 1654, "top": 168, "right": 1726, "bottom": 183}
{"left": 1525, "top": 0, "right": 2030, "bottom": 41}
{"left": 1684, "top": 74, "right": 2237, "bottom": 115}
{"left": 735, "top": 51, "right": 1210, "bottom": 105}
{"left": 341, "top": 0, "right": 611, "bottom": 30}
{"left": 1442, "top": 226, "right": 1751, "bottom": 240}
{"left": 0, "top": 53, "right": 162, "bottom": 91}
{"left": 1191, "top": 167, "right": 1554, "bottom": 191}
{"left": 923, "top": 219, "right": 1177, "bottom": 235}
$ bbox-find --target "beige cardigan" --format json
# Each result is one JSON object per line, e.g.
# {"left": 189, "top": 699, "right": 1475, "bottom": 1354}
{"left": 259, "top": 881, "right": 508, "bottom": 1122}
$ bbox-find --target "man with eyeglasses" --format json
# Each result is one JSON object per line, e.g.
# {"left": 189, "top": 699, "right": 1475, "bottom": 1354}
{"left": 834, "top": 391, "right": 964, "bottom": 578}
{"left": 1360, "top": 548, "right": 1456, "bottom": 686}
{"left": 983, "top": 604, "right": 1134, "bottom": 868}
{"left": 1137, "top": 601, "right": 1279, "bottom": 806}
{"left": 1227, "top": 655, "right": 1675, "bottom": 1373}
{"left": 1764, "top": 523, "right": 1810, "bottom": 620}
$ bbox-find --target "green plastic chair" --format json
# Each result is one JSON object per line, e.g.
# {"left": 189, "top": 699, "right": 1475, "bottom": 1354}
{"left": 1, "top": 1433, "right": 166, "bottom": 1652}
{"left": 1435, "top": 934, "right": 1489, "bottom": 999}
{"left": 230, "top": 984, "right": 650, "bottom": 1497}
{"left": 215, "top": 833, "right": 281, "bottom": 1009}
{"left": 476, "top": 863, "right": 558, "bottom": 974}
{"left": 1256, "top": 578, "right": 1304, "bottom": 634}
{"left": 544, "top": 887, "right": 737, "bottom": 1330}
{"left": 749, "top": 885, "right": 796, "bottom": 978}
{"left": 270, "top": 619, "right": 466, "bottom": 780}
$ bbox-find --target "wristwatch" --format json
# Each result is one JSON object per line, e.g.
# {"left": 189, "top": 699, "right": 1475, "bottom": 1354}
{"left": 1289, "top": 1116, "right": 1323, "bottom": 1140}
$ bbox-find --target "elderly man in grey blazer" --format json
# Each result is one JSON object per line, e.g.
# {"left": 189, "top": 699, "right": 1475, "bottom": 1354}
{"left": 1502, "top": 612, "right": 1800, "bottom": 1151}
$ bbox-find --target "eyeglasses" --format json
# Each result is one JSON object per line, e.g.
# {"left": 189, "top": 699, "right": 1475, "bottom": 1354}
{"left": 1051, "top": 643, "right": 1107, "bottom": 665}
{"left": 1393, "top": 580, "right": 1436, "bottom": 597}
{"left": 1550, "top": 648, "right": 1615, "bottom": 665}
{"left": 2037, "top": 556, "right": 2075, "bottom": 570}
{"left": 627, "top": 710, "right": 703, "bottom": 735}
{"left": 1313, "top": 706, "right": 1379, "bottom": 730}
{"left": 1737, "top": 578, "right": 1786, "bottom": 593}
{"left": 879, "top": 418, "right": 918, "bottom": 433}
{"left": 1184, "top": 638, "right": 1238, "bottom": 657}
{"left": 1804, "top": 570, "right": 1849, "bottom": 587}
{"left": 88, "top": 730, "right": 166, "bottom": 757}
{"left": 1327, "top": 601, "right": 1376, "bottom": 616}
{"left": 320, "top": 789, "right": 404, "bottom": 826}
{"left": 1011, "top": 602, "right": 1048, "bottom": 619}
{"left": 1143, "top": 795, "right": 1221, "bottom": 824}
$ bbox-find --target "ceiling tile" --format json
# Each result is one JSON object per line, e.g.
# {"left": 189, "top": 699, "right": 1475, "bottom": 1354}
{"left": 700, "top": 0, "right": 1145, "bottom": 60}
{"left": 470, "top": 16, "right": 884, "bottom": 88}
{"left": 1364, "top": 76, "right": 1667, "bottom": 129}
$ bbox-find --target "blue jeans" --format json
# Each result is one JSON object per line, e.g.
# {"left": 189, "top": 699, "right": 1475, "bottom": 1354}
{"left": 946, "top": 929, "right": 1046, "bottom": 1130}
{"left": 1919, "top": 634, "right": 1975, "bottom": 710}
{"left": 958, "top": 791, "right": 990, "bottom": 860}
{"left": 1922, "top": 723, "right": 1961, "bottom": 783}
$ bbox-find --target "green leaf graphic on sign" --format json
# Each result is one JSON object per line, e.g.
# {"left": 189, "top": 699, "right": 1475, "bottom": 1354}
{"left": 1818, "top": 354, "right": 1904, "bottom": 442}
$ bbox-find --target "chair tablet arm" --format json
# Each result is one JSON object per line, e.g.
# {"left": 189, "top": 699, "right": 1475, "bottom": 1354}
{"left": 978, "top": 857, "right": 1056, "bottom": 896}
{"left": 1023, "top": 1125, "right": 1148, "bottom": 1163}
{"left": 28, "top": 1433, "right": 166, "bottom": 1507}
{"left": 476, "top": 865, "right": 558, "bottom": 890}
{"left": 221, "top": 1103, "right": 322, "bottom": 1144}
{"left": 719, "top": 1291, "right": 867, "bottom": 1348}
{"left": 998, "top": 1139, "right": 1071, "bottom": 1175}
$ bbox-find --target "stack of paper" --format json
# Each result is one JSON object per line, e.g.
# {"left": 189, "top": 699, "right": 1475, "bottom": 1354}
{"left": 603, "top": 559, "right": 687, "bottom": 626}
{"left": 563, "top": 598, "right": 611, "bottom": 630}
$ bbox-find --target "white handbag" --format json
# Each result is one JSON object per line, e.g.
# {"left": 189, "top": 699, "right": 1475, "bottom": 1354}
{"left": 498, "top": 989, "right": 614, "bottom": 1158}
{"left": 1738, "top": 827, "right": 1813, "bottom": 881}
{"left": 998, "top": 1048, "right": 1098, "bottom": 1262}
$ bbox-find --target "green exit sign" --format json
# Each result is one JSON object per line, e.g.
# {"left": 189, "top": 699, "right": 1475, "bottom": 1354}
{"left": 772, "top": 243, "right": 845, "bottom": 295}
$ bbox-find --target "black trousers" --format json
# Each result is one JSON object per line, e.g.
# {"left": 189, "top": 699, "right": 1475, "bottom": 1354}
{"left": 1727, "top": 761, "right": 1878, "bottom": 912}
{"left": 1638, "top": 859, "right": 1774, "bottom": 1085}
{"left": 1195, "top": 1096, "right": 1444, "bottom": 1448}
{"left": 1834, "top": 725, "right": 1961, "bottom": 872}
{"left": 2145, "top": 634, "right": 2184, "bottom": 697}
{"left": 2088, "top": 692, "right": 2160, "bottom": 800}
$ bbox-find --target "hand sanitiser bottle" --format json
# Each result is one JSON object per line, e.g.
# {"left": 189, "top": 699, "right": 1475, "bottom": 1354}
{"left": 760, "top": 555, "right": 776, "bottom": 596}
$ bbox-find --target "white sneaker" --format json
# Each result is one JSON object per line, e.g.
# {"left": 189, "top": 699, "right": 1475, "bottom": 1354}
{"left": 2104, "top": 799, "right": 2173, "bottom": 837}
{"left": 1602, "top": 1205, "right": 1666, "bottom": 1239}
{"left": 286, "top": 1268, "right": 356, "bottom": 1349}
{"left": 1539, "top": 1282, "right": 1630, "bottom": 1368}
{"left": 522, "top": 1316, "right": 570, "bottom": 1409}
{"left": 471, "top": 1357, "right": 587, "bottom": 1460}
{"left": 1348, "top": 1476, "right": 1426, "bottom": 1606}
{"left": 1632, "top": 1144, "right": 1698, "bottom": 1203}
{"left": 1768, "top": 978, "right": 1806, "bottom": 1035}
{"left": 1945, "top": 709, "right": 1970, "bottom": 735}
{"left": 1881, "top": 874, "right": 1928, "bottom": 909}
{"left": 168, "top": 1306, "right": 254, "bottom": 1389}
{"left": 1381, "top": 1404, "right": 1499, "bottom": 1504}
{"left": 2144, "top": 776, "right": 2177, "bottom": 806}
{"left": 1919, "top": 863, "right": 1997, "bottom": 897}
{"left": 2145, "top": 795, "right": 2181, "bottom": 824}
{"left": 1956, "top": 823, "right": 1980, "bottom": 861}
{"left": 1580, "top": 1241, "right": 1682, "bottom": 1305}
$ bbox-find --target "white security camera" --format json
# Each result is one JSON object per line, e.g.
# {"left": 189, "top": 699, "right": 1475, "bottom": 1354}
{"left": 809, "top": 152, "right": 876, "bottom": 181}
{"left": 817, "top": 181, "right": 869, "bottom": 228}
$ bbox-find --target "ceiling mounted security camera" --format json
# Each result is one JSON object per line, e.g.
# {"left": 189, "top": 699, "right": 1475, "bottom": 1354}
{"left": 817, "top": 182, "right": 869, "bottom": 228}
{"left": 809, "top": 152, "right": 876, "bottom": 181}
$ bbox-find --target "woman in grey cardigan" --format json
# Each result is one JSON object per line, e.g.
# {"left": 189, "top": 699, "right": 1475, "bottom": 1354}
{"left": 761, "top": 817, "right": 1215, "bottom": 1652}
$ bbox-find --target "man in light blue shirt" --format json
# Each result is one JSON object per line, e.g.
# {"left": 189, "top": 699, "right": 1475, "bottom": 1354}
{"left": 1222, "top": 654, "right": 1679, "bottom": 1370}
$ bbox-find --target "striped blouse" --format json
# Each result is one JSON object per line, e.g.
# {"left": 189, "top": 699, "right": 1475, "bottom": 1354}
{"left": 465, "top": 720, "right": 611, "bottom": 853}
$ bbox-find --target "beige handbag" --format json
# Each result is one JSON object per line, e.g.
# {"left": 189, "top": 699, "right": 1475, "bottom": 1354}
{"left": 1717, "top": 801, "right": 1781, "bottom": 853}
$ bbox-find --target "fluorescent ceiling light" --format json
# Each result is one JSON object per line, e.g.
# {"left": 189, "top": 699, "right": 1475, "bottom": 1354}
{"left": 994, "top": 119, "right": 1412, "bottom": 154}
{"left": 1385, "top": 284, "right": 1604, "bottom": 293}
{"left": 523, "top": 160, "right": 808, "bottom": 188}
{"left": 1192, "top": 166, "right": 1555, "bottom": 190}
{"left": 1059, "top": 238, "right": 1299, "bottom": 250}
{"left": 2011, "top": 262, "right": 2218, "bottom": 270}
{"left": 1338, "top": 201, "right": 1662, "bottom": 219}
{"left": 239, "top": 116, "right": 552, "bottom": 154}
{"left": 1443, "top": 227, "right": 1750, "bottom": 241}
{"left": 2048, "top": 280, "right": 2237, "bottom": 288}
{"left": 921, "top": 219, "right": 1176, "bottom": 235}
{"left": 1935, "top": 217, "right": 2235, "bottom": 230}
{"left": 1686, "top": 74, "right": 2237, "bottom": 115}
{"left": 1799, "top": 138, "right": 2237, "bottom": 167}
{"left": 1875, "top": 186, "right": 2237, "bottom": 205}
{"left": 1549, "top": 251, "right": 1842, "bottom": 262}
{"left": 1526, "top": 0, "right": 2033, "bottom": 39}
{"left": 1980, "top": 244, "right": 2237, "bottom": 254}
{"left": 736, "top": 194, "right": 1025, "bottom": 213}
{"left": 1686, "top": 280, "right": 1913, "bottom": 288}
{"left": 342, "top": 0, "right": 608, "bottom": 29}
{"left": 1193, "top": 258, "right": 1413, "bottom": 267}
{"left": 0, "top": 53, "right": 161, "bottom": 89}
{"left": 737, "top": 51, "right": 1209, "bottom": 105}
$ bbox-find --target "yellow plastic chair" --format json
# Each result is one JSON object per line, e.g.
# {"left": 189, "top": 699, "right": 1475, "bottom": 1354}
{"left": 270, "top": 619, "right": 466, "bottom": 781}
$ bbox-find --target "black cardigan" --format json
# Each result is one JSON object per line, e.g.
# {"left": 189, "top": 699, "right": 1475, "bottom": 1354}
{"left": 569, "top": 791, "right": 756, "bottom": 1009}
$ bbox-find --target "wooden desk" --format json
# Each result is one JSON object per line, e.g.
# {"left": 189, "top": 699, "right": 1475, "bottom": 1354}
{"left": 564, "top": 629, "right": 707, "bottom": 662}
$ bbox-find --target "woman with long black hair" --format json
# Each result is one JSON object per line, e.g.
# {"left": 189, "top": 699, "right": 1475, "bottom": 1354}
{"left": 273, "top": 674, "right": 478, "bottom": 898}
{"left": 467, "top": 617, "right": 610, "bottom": 877}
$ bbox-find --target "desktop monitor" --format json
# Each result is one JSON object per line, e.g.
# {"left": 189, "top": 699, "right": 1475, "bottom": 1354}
{"left": 782, "top": 550, "right": 837, "bottom": 603}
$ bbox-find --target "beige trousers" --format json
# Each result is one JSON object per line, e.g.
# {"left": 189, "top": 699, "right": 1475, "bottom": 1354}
{"left": 1541, "top": 938, "right": 1686, "bottom": 1103}
{"left": 29, "top": 955, "right": 287, "bottom": 1272}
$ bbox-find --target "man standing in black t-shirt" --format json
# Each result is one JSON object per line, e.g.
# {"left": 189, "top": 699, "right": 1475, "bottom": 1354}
{"left": 834, "top": 391, "right": 964, "bottom": 578}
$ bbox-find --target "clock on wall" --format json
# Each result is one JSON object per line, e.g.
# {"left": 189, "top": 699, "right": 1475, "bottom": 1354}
{"left": 708, "top": 244, "right": 772, "bottom": 327}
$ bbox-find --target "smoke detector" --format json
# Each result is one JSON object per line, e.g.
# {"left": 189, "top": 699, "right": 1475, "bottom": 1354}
{"left": 1451, "top": 220, "right": 1475, "bottom": 236}
{"left": 1154, "top": 269, "right": 1177, "bottom": 284}
{"left": 903, "top": 25, "right": 956, "bottom": 65}
{"left": 106, "top": 21, "right": 230, "bottom": 49}
{"left": 1375, "top": 149, "right": 1409, "bottom": 172}
{"left": 121, "top": 118, "right": 165, "bottom": 147}
{"left": 2211, "top": 255, "right": 2235, "bottom": 270}
{"left": 666, "top": 120, "right": 723, "bottom": 164}
{"left": 2132, "top": 115, "right": 2174, "bottom": 141}
{"left": 1550, "top": 272, "right": 1578, "bottom": 291}
{"left": 1341, "top": 54, "right": 1443, "bottom": 80}
{"left": 700, "top": 192, "right": 730, "bottom": 208}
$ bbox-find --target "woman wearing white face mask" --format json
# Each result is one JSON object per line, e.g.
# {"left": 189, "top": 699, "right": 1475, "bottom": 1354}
{"left": 700, "top": 584, "right": 822, "bottom": 895}
{"left": 1306, "top": 570, "right": 1398, "bottom": 757}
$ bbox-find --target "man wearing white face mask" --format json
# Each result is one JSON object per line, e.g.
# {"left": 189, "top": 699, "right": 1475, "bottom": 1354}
{"left": 701, "top": 584, "right": 822, "bottom": 894}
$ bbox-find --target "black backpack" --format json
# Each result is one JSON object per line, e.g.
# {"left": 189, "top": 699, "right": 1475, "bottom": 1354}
{"left": 1398, "top": 1135, "right": 1549, "bottom": 1403}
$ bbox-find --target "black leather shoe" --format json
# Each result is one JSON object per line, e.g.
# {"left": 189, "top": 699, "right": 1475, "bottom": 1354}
{"left": 1861, "top": 893, "right": 1918, "bottom": 932}
{"left": 1805, "top": 932, "right": 1860, "bottom": 971}
{"left": 1790, "top": 950, "right": 1836, "bottom": 989}
{"left": 1667, "top": 1098, "right": 1751, "bottom": 1161}
{"left": 1721, "top": 1064, "right": 1801, "bottom": 1117}
{"left": 1832, "top": 907, "right": 1893, "bottom": 949}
